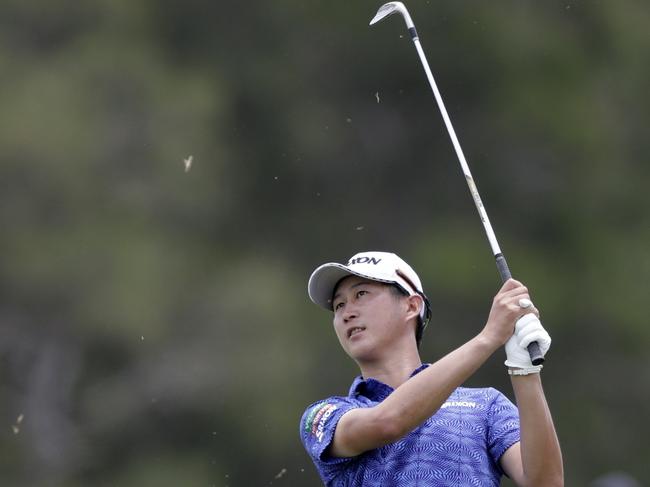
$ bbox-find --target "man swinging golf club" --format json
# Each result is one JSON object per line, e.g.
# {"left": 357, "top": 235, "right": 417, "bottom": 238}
{"left": 300, "top": 251, "right": 563, "bottom": 486}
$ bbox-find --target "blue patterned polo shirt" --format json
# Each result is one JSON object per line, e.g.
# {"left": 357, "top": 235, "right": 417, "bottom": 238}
{"left": 300, "top": 364, "right": 520, "bottom": 486}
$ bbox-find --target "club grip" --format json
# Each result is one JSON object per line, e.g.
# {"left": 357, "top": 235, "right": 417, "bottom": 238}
{"left": 495, "top": 253, "right": 512, "bottom": 281}
{"left": 527, "top": 341, "right": 545, "bottom": 366}
{"left": 495, "top": 253, "right": 545, "bottom": 365}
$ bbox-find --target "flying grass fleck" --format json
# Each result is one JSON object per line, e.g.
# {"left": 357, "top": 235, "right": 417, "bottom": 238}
{"left": 183, "top": 155, "right": 193, "bottom": 172}
{"left": 12, "top": 413, "right": 24, "bottom": 434}
{"left": 274, "top": 468, "right": 287, "bottom": 479}
{"left": 375, "top": 92, "right": 380, "bottom": 103}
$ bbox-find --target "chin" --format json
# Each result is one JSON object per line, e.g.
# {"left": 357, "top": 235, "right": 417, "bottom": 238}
{"left": 347, "top": 345, "right": 380, "bottom": 364}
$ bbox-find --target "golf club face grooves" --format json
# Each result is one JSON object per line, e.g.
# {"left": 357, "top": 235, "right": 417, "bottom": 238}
{"left": 370, "top": 2, "right": 545, "bottom": 366}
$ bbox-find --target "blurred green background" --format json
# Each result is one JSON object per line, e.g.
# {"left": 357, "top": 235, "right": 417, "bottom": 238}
{"left": 1, "top": 1, "right": 648, "bottom": 485}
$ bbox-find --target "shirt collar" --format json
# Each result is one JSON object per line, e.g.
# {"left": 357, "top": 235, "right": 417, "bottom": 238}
{"left": 348, "top": 363, "right": 430, "bottom": 401}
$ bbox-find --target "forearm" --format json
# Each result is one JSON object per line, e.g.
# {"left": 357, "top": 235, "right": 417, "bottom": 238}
{"left": 511, "top": 374, "right": 563, "bottom": 486}
{"left": 377, "top": 334, "right": 497, "bottom": 438}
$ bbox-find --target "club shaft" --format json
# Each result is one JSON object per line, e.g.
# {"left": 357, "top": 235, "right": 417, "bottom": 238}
{"left": 409, "top": 31, "right": 545, "bottom": 365}
{"left": 412, "top": 37, "right": 501, "bottom": 257}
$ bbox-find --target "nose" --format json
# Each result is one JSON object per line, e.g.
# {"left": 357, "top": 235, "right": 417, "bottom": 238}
{"left": 342, "top": 308, "right": 358, "bottom": 323}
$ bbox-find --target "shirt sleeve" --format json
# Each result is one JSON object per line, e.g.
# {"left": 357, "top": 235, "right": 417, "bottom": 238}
{"left": 299, "top": 396, "right": 360, "bottom": 483}
{"left": 486, "top": 388, "right": 521, "bottom": 468}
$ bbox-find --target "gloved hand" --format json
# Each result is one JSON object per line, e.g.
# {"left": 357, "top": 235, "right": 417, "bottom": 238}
{"left": 505, "top": 313, "right": 552, "bottom": 369}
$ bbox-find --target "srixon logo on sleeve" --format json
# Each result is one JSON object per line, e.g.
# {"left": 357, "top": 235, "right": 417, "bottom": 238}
{"left": 347, "top": 256, "right": 382, "bottom": 266}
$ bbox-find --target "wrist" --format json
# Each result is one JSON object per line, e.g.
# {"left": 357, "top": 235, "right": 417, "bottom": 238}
{"left": 507, "top": 364, "right": 543, "bottom": 376}
{"left": 474, "top": 332, "right": 502, "bottom": 355}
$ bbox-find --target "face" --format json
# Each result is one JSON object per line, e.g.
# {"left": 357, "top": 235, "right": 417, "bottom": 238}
{"left": 331, "top": 276, "right": 416, "bottom": 363}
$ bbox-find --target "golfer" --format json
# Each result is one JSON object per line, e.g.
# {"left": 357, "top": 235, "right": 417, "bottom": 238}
{"left": 300, "top": 251, "right": 563, "bottom": 486}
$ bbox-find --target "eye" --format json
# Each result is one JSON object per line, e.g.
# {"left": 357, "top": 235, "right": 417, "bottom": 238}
{"left": 334, "top": 301, "right": 344, "bottom": 311}
{"left": 356, "top": 290, "right": 368, "bottom": 299}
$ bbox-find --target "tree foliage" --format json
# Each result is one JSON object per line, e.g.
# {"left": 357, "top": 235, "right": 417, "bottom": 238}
{"left": 0, "top": 1, "right": 648, "bottom": 485}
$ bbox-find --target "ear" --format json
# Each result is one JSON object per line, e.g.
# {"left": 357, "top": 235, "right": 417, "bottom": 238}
{"left": 404, "top": 294, "right": 423, "bottom": 322}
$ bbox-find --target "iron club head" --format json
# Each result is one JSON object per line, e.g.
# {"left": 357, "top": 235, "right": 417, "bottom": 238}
{"left": 369, "top": 2, "right": 415, "bottom": 29}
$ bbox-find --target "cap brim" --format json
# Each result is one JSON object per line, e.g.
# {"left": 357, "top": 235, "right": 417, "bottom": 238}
{"left": 308, "top": 263, "right": 354, "bottom": 310}
{"left": 309, "top": 263, "right": 388, "bottom": 311}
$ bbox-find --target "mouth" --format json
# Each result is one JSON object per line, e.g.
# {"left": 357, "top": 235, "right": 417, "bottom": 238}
{"left": 347, "top": 326, "right": 366, "bottom": 339}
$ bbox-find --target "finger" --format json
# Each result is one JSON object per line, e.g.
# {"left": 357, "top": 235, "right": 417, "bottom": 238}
{"left": 514, "top": 298, "right": 539, "bottom": 317}
{"left": 518, "top": 318, "right": 542, "bottom": 337}
{"left": 514, "top": 311, "right": 537, "bottom": 327}
{"left": 515, "top": 315, "right": 551, "bottom": 349}
{"left": 500, "top": 278, "right": 524, "bottom": 292}
{"left": 516, "top": 295, "right": 540, "bottom": 316}
{"left": 504, "top": 295, "right": 533, "bottom": 315}
{"left": 500, "top": 284, "right": 530, "bottom": 300}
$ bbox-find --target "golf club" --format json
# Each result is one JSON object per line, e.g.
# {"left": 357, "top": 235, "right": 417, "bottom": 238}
{"left": 370, "top": 1, "right": 544, "bottom": 365}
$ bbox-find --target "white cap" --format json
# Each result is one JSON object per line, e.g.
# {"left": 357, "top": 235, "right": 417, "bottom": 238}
{"left": 307, "top": 251, "right": 430, "bottom": 322}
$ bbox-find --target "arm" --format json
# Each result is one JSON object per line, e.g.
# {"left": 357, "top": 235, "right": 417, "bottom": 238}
{"left": 330, "top": 279, "right": 529, "bottom": 458}
{"left": 500, "top": 374, "right": 564, "bottom": 487}
{"left": 331, "top": 333, "right": 497, "bottom": 457}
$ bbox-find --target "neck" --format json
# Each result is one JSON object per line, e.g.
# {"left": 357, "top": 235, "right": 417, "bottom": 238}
{"left": 357, "top": 346, "right": 422, "bottom": 389}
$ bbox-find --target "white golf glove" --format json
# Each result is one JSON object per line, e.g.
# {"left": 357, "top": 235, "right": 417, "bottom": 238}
{"left": 505, "top": 313, "right": 552, "bottom": 370}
